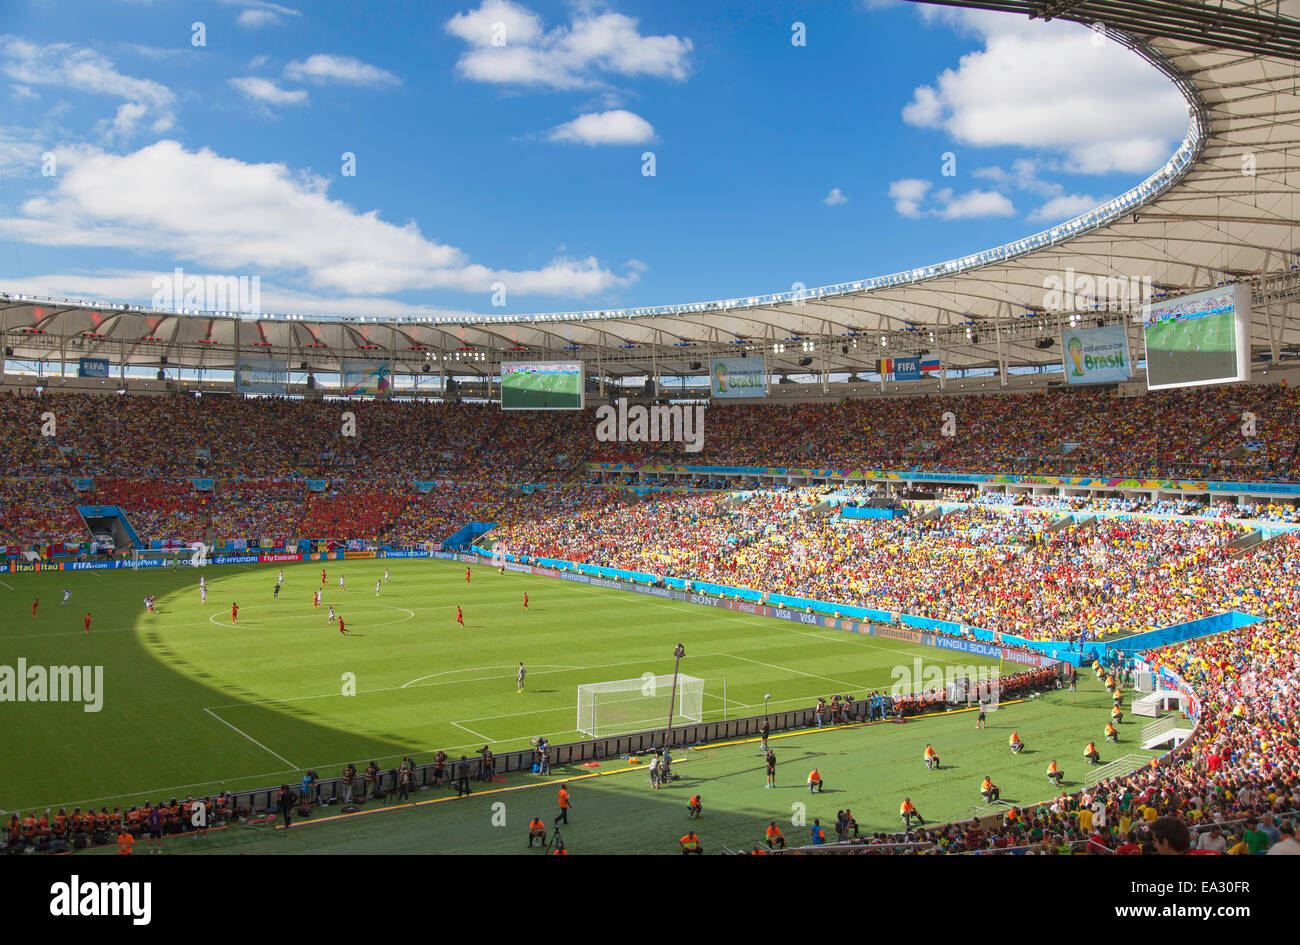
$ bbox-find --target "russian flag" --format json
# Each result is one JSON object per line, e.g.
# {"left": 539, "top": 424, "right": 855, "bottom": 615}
{"left": 921, "top": 358, "right": 941, "bottom": 373}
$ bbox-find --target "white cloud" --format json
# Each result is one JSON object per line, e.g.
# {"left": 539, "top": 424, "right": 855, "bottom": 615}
{"left": 972, "top": 158, "right": 1062, "bottom": 198}
{"left": 932, "top": 187, "right": 1015, "bottom": 219}
{"left": 902, "top": 11, "right": 1187, "bottom": 173}
{"left": 284, "top": 54, "right": 401, "bottom": 86}
{"left": 889, "top": 178, "right": 930, "bottom": 218}
{"left": 0, "top": 36, "right": 175, "bottom": 138}
{"left": 0, "top": 141, "right": 640, "bottom": 300}
{"left": 0, "top": 128, "right": 44, "bottom": 171}
{"left": 546, "top": 109, "right": 653, "bottom": 145}
{"left": 446, "top": 1, "right": 692, "bottom": 90}
{"left": 888, "top": 179, "right": 1014, "bottom": 219}
{"left": 229, "top": 76, "right": 309, "bottom": 107}
{"left": 1029, "top": 193, "right": 1101, "bottom": 222}
{"left": 822, "top": 187, "right": 848, "bottom": 206}
{"left": 10, "top": 84, "right": 37, "bottom": 100}
{"left": 447, "top": 0, "right": 545, "bottom": 47}
{"left": 226, "top": 1, "right": 301, "bottom": 29}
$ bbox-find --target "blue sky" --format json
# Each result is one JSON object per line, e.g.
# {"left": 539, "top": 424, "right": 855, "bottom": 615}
{"left": 0, "top": 0, "right": 1189, "bottom": 316}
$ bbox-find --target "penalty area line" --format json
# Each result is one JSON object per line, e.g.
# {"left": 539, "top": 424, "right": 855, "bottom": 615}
{"left": 451, "top": 720, "right": 493, "bottom": 742}
{"left": 202, "top": 707, "right": 299, "bottom": 770}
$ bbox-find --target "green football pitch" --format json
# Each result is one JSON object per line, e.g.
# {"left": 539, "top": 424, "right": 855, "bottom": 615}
{"left": 0, "top": 558, "right": 1154, "bottom": 851}
{"left": 500, "top": 369, "right": 582, "bottom": 409}
{"left": 1146, "top": 311, "right": 1233, "bottom": 353}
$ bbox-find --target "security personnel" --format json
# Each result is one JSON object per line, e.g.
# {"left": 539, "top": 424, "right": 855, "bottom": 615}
{"left": 807, "top": 768, "right": 824, "bottom": 793}
{"left": 1047, "top": 759, "right": 1064, "bottom": 785}
{"left": 679, "top": 829, "right": 703, "bottom": 855}
{"left": 527, "top": 817, "right": 547, "bottom": 848}
{"left": 981, "top": 776, "right": 1000, "bottom": 804}
{"left": 900, "top": 797, "right": 925, "bottom": 829}
{"left": 1084, "top": 741, "right": 1101, "bottom": 766}
{"left": 1009, "top": 731, "right": 1024, "bottom": 753}
{"left": 687, "top": 794, "right": 702, "bottom": 819}
{"left": 765, "top": 822, "right": 786, "bottom": 849}
{"left": 1105, "top": 721, "right": 1119, "bottom": 743}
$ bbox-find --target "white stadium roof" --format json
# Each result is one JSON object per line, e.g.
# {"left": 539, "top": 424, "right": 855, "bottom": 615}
{"left": 1, "top": 0, "right": 1298, "bottom": 386}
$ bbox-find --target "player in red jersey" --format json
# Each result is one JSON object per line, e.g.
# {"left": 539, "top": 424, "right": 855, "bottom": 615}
{"left": 313, "top": 589, "right": 320, "bottom": 608}
{"left": 523, "top": 593, "right": 529, "bottom": 611}
{"left": 231, "top": 602, "right": 239, "bottom": 624}
{"left": 338, "top": 617, "right": 348, "bottom": 635}
{"left": 465, "top": 566, "right": 471, "bottom": 584}
{"left": 321, "top": 568, "right": 327, "bottom": 585}
{"left": 31, "top": 598, "right": 38, "bottom": 618}
{"left": 83, "top": 612, "right": 92, "bottom": 634}
{"left": 457, "top": 605, "right": 464, "bottom": 626}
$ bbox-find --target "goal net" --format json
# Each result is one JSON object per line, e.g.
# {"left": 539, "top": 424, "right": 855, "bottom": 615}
{"left": 577, "top": 675, "right": 704, "bottom": 738}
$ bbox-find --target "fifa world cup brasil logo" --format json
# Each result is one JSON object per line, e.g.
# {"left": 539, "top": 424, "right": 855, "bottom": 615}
{"left": 714, "top": 362, "right": 729, "bottom": 393}
{"left": 1067, "top": 336, "right": 1085, "bottom": 376}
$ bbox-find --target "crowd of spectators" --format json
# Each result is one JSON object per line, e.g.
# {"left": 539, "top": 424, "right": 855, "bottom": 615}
{"left": 798, "top": 603, "right": 1299, "bottom": 854}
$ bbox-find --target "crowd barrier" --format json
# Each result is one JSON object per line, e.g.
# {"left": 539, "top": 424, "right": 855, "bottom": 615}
{"left": 225, "top": 708, "right": 823, "bottom": 815}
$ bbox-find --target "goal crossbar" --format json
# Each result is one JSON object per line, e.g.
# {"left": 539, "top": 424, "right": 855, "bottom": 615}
{"left": 577, "top": 674, "right": 704, "bottom": 738}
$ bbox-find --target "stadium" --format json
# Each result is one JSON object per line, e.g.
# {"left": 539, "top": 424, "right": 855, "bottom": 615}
{"left": 0, "top": 0, "right": 1298, "bottom": 893}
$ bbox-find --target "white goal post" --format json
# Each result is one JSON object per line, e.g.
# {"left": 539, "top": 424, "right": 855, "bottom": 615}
{"left": 577, "top": 674, "right": 704, "bottom": 738}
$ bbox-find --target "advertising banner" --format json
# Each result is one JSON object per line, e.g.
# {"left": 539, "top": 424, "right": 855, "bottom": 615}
{"left": 709, "top": 357, "right": 766, "bottom": 399}
{"left": 892, "top": 356, "right": 921, "bottom": 381}
{"left": 79, "top": 357, "right": 110, "bottom": 378}
{"left": 341, "top": 360, "right": 393, "bottom": 398}
{"left": 1061, "top": 324, "right": 1132, "bottom": 384}
{"left": 235, "top": 357, "right": 287, "bottom": 395}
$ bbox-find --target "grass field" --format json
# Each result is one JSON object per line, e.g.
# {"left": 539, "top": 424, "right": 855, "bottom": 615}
{"left": 500, "top": 366, "right": 583, "bottom": 410}
{"left": 0, "top": 557, "right": 1153, "bottom": 851}
{"left": 75, "top": 675, "right": 1151, "bottom": 856}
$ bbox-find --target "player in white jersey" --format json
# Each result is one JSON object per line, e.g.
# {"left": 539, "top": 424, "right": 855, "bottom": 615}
{"left": 339, "top": 574, "right": 345, "bottom": 591}
{"left": 200, "top": 585, "right": 208, "bottom": 604}
{"left": 61, "top": 589, "right": 71, "bottom": 606}
{"left": 199, "top": 573, "right": 205, "bottom": 588}
{"left": 375, "top": 580, "right": 381, "bottom": 596}
{"left": 328, "top": 606, "right": 336, "bottom": 623}
{"left": 384, "top": 568, "right": 389, "bottom": 583}
{"left": 278, "top": 569, "right": 284, "bottom": 584}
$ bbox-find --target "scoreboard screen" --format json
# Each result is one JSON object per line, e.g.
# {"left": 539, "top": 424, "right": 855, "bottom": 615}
{"left": 499, "top": 362, "right": 585, "bottom": 410}
{"left": 1142, "top": 284, "right": 1251, "bottom": 390}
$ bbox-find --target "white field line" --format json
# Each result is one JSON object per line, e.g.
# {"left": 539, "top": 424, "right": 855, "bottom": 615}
{"left": 450, "top": 720, "right": 493, "bottom": 742}
{"left": 202, "top": 707, "right": 298, "bottom": 769}
{"left": 554, "top": 578, "right": 996, "bottom": 669}
{"left": 716, "top": 651, "right": 864, "bottom": 692}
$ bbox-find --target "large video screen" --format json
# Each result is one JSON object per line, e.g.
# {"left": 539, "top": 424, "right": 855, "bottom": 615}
{"left": 500, "top": 361, "right": 585, "bottom": 410}
{"left": 1142, "top": 284, "right": 1251, "bottom": 390}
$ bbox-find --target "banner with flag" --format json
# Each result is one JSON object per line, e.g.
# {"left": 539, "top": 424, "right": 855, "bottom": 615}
{"left": 921, "top": 358, "right": 941, "bottom": 374}
{"left": 875, "top": 358, "right": 894, "bottom": 377}
{"left": 893, "top": 357, "right": 921, "bottom": 381}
